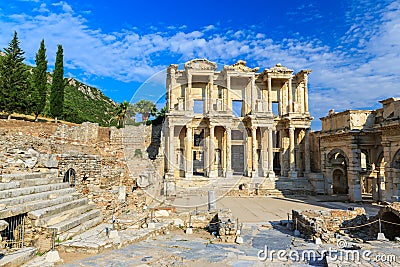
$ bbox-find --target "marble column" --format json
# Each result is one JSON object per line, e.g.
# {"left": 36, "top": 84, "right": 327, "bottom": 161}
{"left": 304, "top": 128, "right": 311, "bottom": 175}
{"left": 209, "top": 125, "right": 217, "bottom": 178}
{"left": 304, "top": 75, "right": 309, "bottom": 113}
{"left": 208, "top": 75, "right": 214, "bottom": 113}
{"left": 187, "top": 73, "right": 192, "bottom": 111}
{"left": 268, "top": 127, "right": 275, "bottom": 178}
{"left": 251, "top": 126, "right": 258, "bottom": 178}
{"left": 225, "top": 127, "right": 233, "bottom": 178}
{"left": 288, "top": 127, "right": 297, "bottom": 178}
{"left": 168, "top": 125, "right": 175, "bottom": 176}
{"left": 288, "top": 77, "right": 293, "bottom": 113}
{"left": 185, "top": 127, "right": 193, "bottom": 179}
{"left": 251, "top": 75, "right": 256, "bottom": 112}
{"left": 267, "top": 77, "right": 272, "bottom": 112}
{"left": 348, "top": 143, "right": 362, "bottom": 202}
{"left": 261, "top": 128, "right": 268, "bottom": 176}
{"left": 226, "top": 75, "right": 231, "bottom": 112}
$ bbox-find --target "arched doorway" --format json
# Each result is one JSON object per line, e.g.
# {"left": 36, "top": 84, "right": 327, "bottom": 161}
{"left": 332, "top": 168, "right": 348, "bottom": 194}
{"left": 63, "top": 168, "right": 76, "bottom": 187}
{"left": 326, "top": 149, "right": 349, "bottom": 195}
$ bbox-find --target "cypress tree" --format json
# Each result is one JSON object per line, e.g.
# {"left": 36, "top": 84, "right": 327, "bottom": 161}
{"left": 0, "top": 31, "right": 28, "bottom": 119}
{"left": 50, "top": 44, "right": 64, "bottom": 122}
{"left": 31, "top": 39, "right": 48, "bottom": 121}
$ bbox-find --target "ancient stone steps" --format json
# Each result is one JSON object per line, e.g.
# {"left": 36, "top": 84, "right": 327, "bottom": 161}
{"left": 0, "top": 171, "right": 56, "bottom": 182}
{"left": 18, "top": 177, "right": 63, "bottom": 187}
{"left": 38, "top": 203, "right": 95, "bottom": 227}
{"left": 0, "top": 180, "right": 20, "bottom": 191}
{"left": 57, "top": 215, "right": 104, "bottom": 241}
{"left": 0, "top": 170, "right": 104, "bottom": 246}
{"left": 0, "top": 187, "right": 77, "bottom": 207}
{"left": 29, "top": 198, "right": 88, "bottom": 221}
{"left": 0, "top": 193, "right": 81, "bottom": 219}
{"left": 49, "top": 209, "right": 102, "bottom": 235}
{"left": 0, "top": 182, "right": 70, "bottom": 199}
{"left": 0, "top": 247, "right": 37, "bottom": 267}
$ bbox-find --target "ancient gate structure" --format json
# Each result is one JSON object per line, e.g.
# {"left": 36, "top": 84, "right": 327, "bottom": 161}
{"left": 314, "top": 98, "right": 400, "bottom": 202}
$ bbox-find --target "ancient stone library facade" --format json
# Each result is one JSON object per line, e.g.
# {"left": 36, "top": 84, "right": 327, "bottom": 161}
{"left": 164, "top": 58, "right": 400, "bottom": 203}
{"left": 164, "top": 59, "right": 312, "bottom": 180}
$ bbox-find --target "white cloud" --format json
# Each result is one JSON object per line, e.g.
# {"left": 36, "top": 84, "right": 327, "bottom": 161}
{"left": 1, "top": 0, "right": 399, "bottom": 129}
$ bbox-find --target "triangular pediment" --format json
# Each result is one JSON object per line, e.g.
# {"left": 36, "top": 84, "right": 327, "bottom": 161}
{"left": 184, "top": 59, "right": 217, "bottom": 71}
{"left": 224, "top": 60, "right": 259, "bottom": 72}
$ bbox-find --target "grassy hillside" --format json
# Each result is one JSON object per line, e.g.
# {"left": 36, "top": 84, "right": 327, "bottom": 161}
{"left": 61, "top": 78, "right": 117, "bottom": 126}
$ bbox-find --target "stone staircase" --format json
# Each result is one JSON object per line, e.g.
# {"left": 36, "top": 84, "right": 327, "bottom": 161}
{"left": 0, "top": 170, "right": 103, "bottom": 247}
{"left": 173, "top": 175, "right": 314, "bottom": 199}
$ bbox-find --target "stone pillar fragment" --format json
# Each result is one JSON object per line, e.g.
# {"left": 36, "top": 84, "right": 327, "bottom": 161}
{"left": 268, "top": 127, "right": 275, "bottom": 178}
{"left": 185, "top": 127, "right": 193, "bottom": 179}
{"left": 289, "top": 127, "right": 297, "bottom": 178}
{"left": 225, "top": 127, "right": 233, "bottom": 178}
{"left": 251, "top": 126, "right": 258, "bottom": 178}
{"left": 304, "top": 128, "right": 311, "bottom": 175}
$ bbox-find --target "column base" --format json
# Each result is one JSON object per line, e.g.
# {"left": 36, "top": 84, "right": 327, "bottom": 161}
{"left": 289, "top": 171, "right": 297, "bottom": 178}
{"left": 225, "top": 170, "right": 233, "bottom": 178}
{"left": 164, "top": 173, "right": 176, "bottom": 197}
{"left": 185, "top": 172, "right": 193, "bottom": 179}
{"left": 349, "top": 184, "right": 362, "bottom": 202}
{"left": 208, "top": 170, "right": 218, "bottom": 178}
{"left": 267, "top": 170, "right": 276, "bottom": 180}
{"left": 251, "top": 171, "right": 258, "bottom": 178}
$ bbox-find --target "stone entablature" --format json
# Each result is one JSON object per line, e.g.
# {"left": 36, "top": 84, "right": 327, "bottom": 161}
{"left": 164, "top": 59, "right": 313, "bottom": 191}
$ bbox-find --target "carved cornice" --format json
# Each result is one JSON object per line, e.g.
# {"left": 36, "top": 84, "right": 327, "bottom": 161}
{"left": 223, "top": 60, "right": 259, "bottom": 73}
{"left": 184, "top": 58, "right": 217, "bottom": 71}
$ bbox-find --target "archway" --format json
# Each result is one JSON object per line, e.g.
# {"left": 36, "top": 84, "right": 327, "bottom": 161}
{"left": 332, "top": 168, "right": 348, "bottom": 194}
{"left": 63, "top": 168, "right": 76, "bottom": 187}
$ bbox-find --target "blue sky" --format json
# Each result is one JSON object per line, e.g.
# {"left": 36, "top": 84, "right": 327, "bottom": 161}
{"left": 1, "top": 0, "right": 399, "bottom": 129}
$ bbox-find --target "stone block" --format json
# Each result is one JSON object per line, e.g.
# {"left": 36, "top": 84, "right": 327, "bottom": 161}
{"left": 315, "top": 237, "right": 322, "bottom": 244}
{"left": 148, "top": 222, "right": 156, "bottom": 229}
{"left": 118, "top": 186, "right": 126, "bottom": 203}
{"left": 38, "top": 154, "right": 58, "bottom": 168}
{"left": 377, "top": 233, "right": 387, "bottom": 241}
{"left": 154, "top": 210, "right": 169, "bottom": 217}
{"left": 173, "top": 218, "right": 184, "bottom": 227}
{"left": 109, "top": 230, "right": 119, "bottom": 239}
{"left": 186, "top": 228, "right": 193, "bottom": 234}
{"left": 45, "top": 250, "right": 62, "bottom": 263}
{"left": 235, "top": 236, "right": 243, "bottom": 244}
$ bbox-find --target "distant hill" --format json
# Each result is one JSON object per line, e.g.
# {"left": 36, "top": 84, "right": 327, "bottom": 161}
{"left": 60, "top": 78, "right": 117, "bottom": 126}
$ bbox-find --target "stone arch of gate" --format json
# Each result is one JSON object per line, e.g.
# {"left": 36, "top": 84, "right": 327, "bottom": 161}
{"left": 326, "top": 148, "right": 349, "bottom": 166}
{"left": 325, "top": 148, "right": 349, "bottom": 195}
{"left": 391, "top": 148, "right": 400, "bottom": 169}
{"left": 376, "top": 204, "right": 400, "bottom": 240}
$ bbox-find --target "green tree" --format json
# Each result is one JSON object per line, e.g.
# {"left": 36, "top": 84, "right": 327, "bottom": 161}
{"left": 50, "top": 44, "right": 64, "bottom": 122}
{"left": 132, "top": 99, "right": 157, "bottom": 122}
{"left": 0, "top": 31, "right": 29, "bottom": 119}
{"left": 30, "top": 39, "right": 48, "bottom": 121}
{"left": 115, "top": 100, "right": 129, "bottom": 128}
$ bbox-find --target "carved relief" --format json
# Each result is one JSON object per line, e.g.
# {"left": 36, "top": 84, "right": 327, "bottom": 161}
{"left": 184, "top": 59, "right": 217, "bottom": 71}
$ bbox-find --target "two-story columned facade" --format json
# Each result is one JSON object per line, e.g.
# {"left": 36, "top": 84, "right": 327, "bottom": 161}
{"left": 164, "top": 59, "right": 313, "bottom": 183}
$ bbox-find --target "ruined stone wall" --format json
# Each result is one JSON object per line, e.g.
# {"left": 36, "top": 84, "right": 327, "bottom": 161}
{"left": 292, "top": 208, "right": 367, "bottom": 243}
